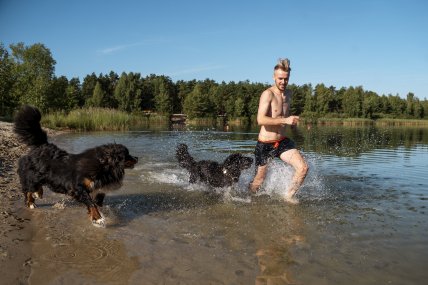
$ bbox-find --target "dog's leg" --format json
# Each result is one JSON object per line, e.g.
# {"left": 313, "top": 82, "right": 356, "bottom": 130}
{"left": 33, "top": 185, "right": 43, "bottom": 199}
{"left": 24, "top": 184, "right": 42, "bottom": 209}
{"left": 87, "top": 206, "right": 105, "bottom": 228}
{"left": 26, "top": 192, "right": 36, "bottom": 209}
{"left": 94, "top": 193, "right": 106, "bottom": 207}
{"left": 18, "top": 166, "right": 38, "bottom": 209}
{"left": 72, "top": 185, "right": 105, "bottom": 228}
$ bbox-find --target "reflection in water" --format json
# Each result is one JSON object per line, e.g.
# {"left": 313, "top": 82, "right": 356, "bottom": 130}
{"left": 253, "top": 205, "right": 305, "bottom": 285}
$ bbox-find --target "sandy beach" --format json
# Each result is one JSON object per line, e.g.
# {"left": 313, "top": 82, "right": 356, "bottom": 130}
{"left": 0, "top": 121, "right": 31, "bottom": 284}
{"left": 0, "top": 121, "right": 61, "bottom": 284}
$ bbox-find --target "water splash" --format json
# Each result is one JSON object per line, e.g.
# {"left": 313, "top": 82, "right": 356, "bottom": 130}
{"left": 139, "top": 152, "right": 328, "bottom": 203}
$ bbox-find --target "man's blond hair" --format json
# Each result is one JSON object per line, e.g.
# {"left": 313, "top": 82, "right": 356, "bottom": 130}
{"left": 274, "top": 58, "right": 291, "bottom": 72}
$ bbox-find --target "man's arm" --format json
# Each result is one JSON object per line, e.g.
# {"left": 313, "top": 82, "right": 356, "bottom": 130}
{"left": 257, "top": 90, "right": 299, "bottom": 126}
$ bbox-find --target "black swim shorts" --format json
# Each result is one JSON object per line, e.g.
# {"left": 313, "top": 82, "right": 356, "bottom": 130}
{"left": 254, "top": 137, "right": 296, "bottom": 167}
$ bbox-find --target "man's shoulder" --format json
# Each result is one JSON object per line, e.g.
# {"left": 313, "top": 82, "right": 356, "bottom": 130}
{"left": 261, "top": 88, "right": 274, "bottom": 98}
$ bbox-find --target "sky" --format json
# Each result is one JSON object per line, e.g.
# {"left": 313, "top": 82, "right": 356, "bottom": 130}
{"left": 1, "top": 0, "right": 427, "bottom": 99}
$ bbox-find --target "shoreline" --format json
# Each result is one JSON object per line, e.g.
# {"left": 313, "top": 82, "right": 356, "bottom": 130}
{"left": 0, "top": 121, "right": 61, "bottom": 284}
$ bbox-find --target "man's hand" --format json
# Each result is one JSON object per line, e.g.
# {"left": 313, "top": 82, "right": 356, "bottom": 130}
{"left": 281, "top": 115, "right": 299, "bottom": 125}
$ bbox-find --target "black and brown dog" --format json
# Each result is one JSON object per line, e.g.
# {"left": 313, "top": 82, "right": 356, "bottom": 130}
{"left": 176, "top": 143, "right": 253, "bottom": 188}
{"left": 13, "top": 105, "right": 138, "bottom": 227}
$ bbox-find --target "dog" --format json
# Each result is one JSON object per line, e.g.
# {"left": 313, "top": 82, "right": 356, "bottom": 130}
{"left": 13, "top": 105, "right": 138, "bottom": 227}
{"left": 176, "top": 143, "right": 253, "bottom": 188}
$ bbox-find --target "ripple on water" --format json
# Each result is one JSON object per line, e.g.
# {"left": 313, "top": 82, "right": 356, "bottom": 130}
{"left": 28, "top": 205, "right": 140, "bottom": 285}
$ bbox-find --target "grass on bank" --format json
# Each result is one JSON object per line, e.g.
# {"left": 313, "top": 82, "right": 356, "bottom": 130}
{"left": 41, "top": 108, "right": 169, "bottom": 131}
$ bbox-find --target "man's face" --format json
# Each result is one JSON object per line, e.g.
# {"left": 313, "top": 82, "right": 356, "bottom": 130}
{"left": 273, "top": 69, "right": 290, "bottom": 92}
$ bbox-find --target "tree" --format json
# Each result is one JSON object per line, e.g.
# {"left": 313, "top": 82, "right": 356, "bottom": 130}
{"left": 9, "top": 42, "right": 56, "bottom": 112}
{"left": 302, "top": 84, "right": 316, "bottom": 114}
{"left": 183, "top": 84, "right": 214, "bottom": 119}
{"left": 342, "top": 86, "right": 363, "bottom": 117}
{"left": 114, "top": 72, "right": 142, "bottom": 112}
{"left": 248, "top": 83, "right": 266, "bottom": 119}
{"left": 86, "top": 82, "right": 106, "bottom": 107}
{"left": 314, "top": 83, "right": 335, "bottom": 115}
{"left": 66, "top": 77, "right": 83, "bottom": 109}
{"left": 234, "top": 96, "right": 246, "bottom": 117}
{"left": 82, "top": 73, "right": 98, "bottom": 104}
{"left": 388, "top": 94, "right": 406, "bottom": 118}
{"left": 406, "top": 92, "right": 415, "bottom": 117}
{"left": 98, "top": 71, "right": 119, "bottom": 108}
{"left": 413, "top": 98, "right": 424, "bottom": 119}
{"left": 0, "top": 43, "right": 16, "bottom": 116}
{"left": 153, "top": 76, "right": 175, "bottom": 115}
{"left": 47, "top": 76, "right": 69, "bottom": 111}
{"left": 155, "top": 81, "right": 173, "bottom": 115}
{"left": 176, "top": 80, "right": 196, "bottom": 114}
{"left": 287, "top": 84, "right": 305, "bottom": 115}
{"left": 362, "top": 91, "right": 380, "bottom": 119}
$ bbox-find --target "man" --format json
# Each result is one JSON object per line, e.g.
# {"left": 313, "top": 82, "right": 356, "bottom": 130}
{"left": 249, "top": 58, "right": 308, "bottom": 204}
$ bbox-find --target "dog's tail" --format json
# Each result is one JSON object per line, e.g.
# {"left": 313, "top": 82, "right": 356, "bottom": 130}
{"left": 13, "top": 105, "right": 48, "bottom": 146}
{"left": 176, "top": 143, "right": 196, "bottom": 170}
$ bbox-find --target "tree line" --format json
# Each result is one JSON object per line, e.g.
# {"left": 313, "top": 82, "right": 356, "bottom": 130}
{"left": 1, "top": 42, "right": 427, "bottom": 121}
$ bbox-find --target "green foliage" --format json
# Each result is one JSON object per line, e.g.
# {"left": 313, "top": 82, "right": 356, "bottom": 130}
{"left": 114, "top": 72, "right": 142, "bottom": 112}
{"left": 66, "top": 77, "right": 83, "bottom": 109}
{"left": 47, "top": 76, "right": 69, "bottom": 112}
{"left": 81, "top": 73, "right": 98, "bottom": 103}
{"left": 2, "top": 41, "right": 428, "bottom": 126}
{"left": 7, "top": 42, "right": 56, "bottom": 112}
{"left": 41, "top": 107, "right": 148, "bottom": 131}
{"left": 153, "top": 76, "right": 175, "bottom": 115}
{"left": 342, "top": 86, "right": 363, "bottom": 117}
{"left": 0, "top": 43, "right": 16, "bottom": 116}
{"left": 183, "top": 84, "right": 215, "bottom": 119}
{"left": 86, "top": 82, "right": 106, "bottom": 107}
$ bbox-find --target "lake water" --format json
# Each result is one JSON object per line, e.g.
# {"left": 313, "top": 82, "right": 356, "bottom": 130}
{"left": 26, "top": 125, "right": 428, "bottom": 285}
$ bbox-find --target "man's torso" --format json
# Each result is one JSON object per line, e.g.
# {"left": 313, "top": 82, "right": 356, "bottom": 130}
{"left": 258, "top": 88, "right": 291, "bottom": 141}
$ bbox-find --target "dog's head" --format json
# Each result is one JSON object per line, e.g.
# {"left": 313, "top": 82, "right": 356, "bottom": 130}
{"left": 103, "top": 144, "right": 138, "bottom": 169}
{"left": 222, "top": 153, "right": 253, "bottom": 183}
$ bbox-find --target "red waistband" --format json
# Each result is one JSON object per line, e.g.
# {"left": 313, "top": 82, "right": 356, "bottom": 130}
{"left": 258, "top": 137, "right": 287, "bottom": 148}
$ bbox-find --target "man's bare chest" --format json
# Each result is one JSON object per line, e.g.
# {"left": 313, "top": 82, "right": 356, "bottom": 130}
{"left": 270, "top": 94, "right": 287, "bottom": 118}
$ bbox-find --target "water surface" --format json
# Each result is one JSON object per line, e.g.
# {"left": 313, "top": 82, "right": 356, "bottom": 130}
{"left": 27, "top": 125, "right": 428, "bottom": 284}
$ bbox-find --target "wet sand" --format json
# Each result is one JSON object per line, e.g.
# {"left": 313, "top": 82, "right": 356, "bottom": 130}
{"left": 0, "top": 122, "right": 62, "bottom": 284}
{"left": 0, "top": 121, "right": 32, "bottom": 284}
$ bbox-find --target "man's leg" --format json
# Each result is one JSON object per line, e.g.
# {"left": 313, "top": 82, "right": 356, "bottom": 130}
{"left": 249, "top": 164, "right": 268, "bottom": 193}
{"left": 280, "top": 149, "right": 308, "bottom": 203}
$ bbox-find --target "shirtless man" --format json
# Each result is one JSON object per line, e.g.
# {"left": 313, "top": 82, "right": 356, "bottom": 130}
{"left": 249, "top": 58, "right": 308, "bottom": 203}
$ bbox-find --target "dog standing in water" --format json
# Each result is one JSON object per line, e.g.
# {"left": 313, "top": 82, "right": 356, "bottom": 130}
{"left": 14, "top": 105, "right": 138, "bottom": 227}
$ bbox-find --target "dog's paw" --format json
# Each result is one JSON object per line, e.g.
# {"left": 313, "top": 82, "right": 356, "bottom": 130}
{"left": 28, "top": 202, "right": 37, "bottom": 209}
{"left": 92, "top": 216, "right": 106, "bottom": 228}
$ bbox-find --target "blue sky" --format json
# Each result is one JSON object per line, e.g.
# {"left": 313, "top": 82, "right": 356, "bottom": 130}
{"left": 1, "top": 0, "right": 427, "bottom": 99}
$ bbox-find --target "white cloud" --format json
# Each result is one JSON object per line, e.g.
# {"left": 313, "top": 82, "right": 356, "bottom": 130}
{"left": 97, "top": 39, "right": 168, "bottom": 55}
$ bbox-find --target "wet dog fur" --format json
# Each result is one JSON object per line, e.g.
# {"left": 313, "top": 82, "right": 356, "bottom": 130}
{"left": 13, "top": 105, "right": 138, "bottom": 227}
{"left": 176, "top": 143, "right": 253, "bottom": 188}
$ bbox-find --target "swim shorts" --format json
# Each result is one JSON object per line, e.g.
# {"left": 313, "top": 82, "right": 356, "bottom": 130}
{"left": 254, "top": 137, "right": 296, "bottom": 167}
